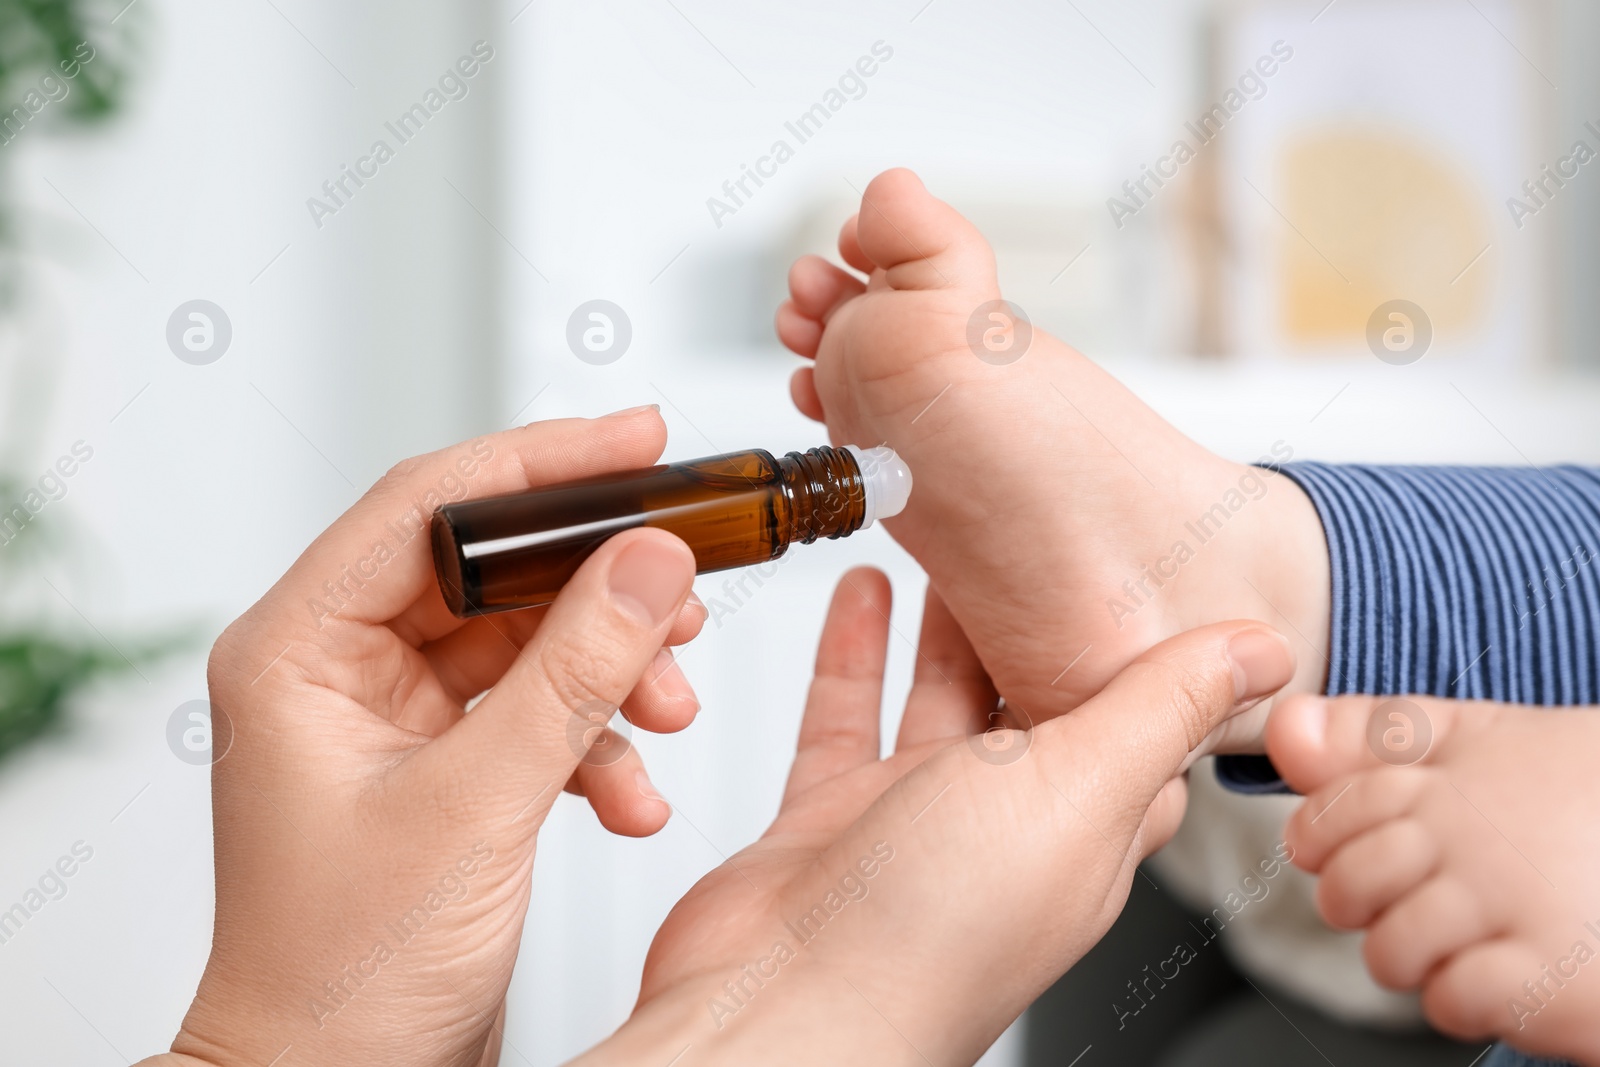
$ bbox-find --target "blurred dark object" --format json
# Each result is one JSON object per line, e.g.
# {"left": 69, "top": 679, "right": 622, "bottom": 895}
{"left": 1024, "top": 867, "right": 1482, "bottom": 1066}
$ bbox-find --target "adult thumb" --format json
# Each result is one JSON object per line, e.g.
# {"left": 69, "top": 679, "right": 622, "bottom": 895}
{"left": 418, "top": 527, "right": 696, "bottom": 823}
{"left": 1035, "top": 621, "right": 1295, "bottom": 829}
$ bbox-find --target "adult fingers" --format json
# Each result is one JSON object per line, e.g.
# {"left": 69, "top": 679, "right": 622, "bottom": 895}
{"left": 617, "top": 646, "right": 700, "bottom": 734}
{"left": 781, "top": 568, "right": 891, "bottom": 804}
{"left": 413, "top": 527, "right": 696, "bottom": 821}
{"left": 259, "top": 408, "right": 669, "bottom": 644}
{"left": 1040, "top": 622, "right": 1295, "bottom": 830}
{"left": 421, "top": 594, "right": 707, "bottom": 710}
{"left": 1133, "top": 775, "right": 1190, "bottom": 858}
{"left": 564, "top": 729, "right": 673, "bottom": 838}
{"left": 894, "top": 585, "right": 997, "bottom": 751}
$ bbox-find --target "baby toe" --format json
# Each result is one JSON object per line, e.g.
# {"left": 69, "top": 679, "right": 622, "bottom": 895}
{"left": 1363, "top": 876, "right": 1494, "bottom": 990}
{"left": 790, "top": 367, "right": 825, "bottom": 421}
{"left": 855, "top": 168, "right": 997, "bottom": 294}
{"left": 1422, "top": 937, "right": 1543, "bottom": 1043}
{"left": 787, "top": 253, "right": 866, "bottom": 322}
{"left": 837, "top": 214, "right": 873, "bottom": 273}
{"left": 1287, "top": 765, "right": 1428, "bottom": 873}
{"left": 1316, "top": 817, "right": 1439, "bottom": 929}
{"left": 1266, "top": 694, "right": 1385, "bottom": 790}
{"left": 776, "top": 299, "right": 823, "bottom": 357}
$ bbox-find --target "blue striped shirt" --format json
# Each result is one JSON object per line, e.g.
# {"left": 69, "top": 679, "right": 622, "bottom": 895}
{"left": 1218, "top": 463, "right": 1600, "bottom": 794}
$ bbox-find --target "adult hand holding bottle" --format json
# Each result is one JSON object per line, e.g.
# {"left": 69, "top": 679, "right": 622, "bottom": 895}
{"left": 139, "top": 408, "right": 707, "bottom": 1067}
{"left": 136, "top": 406, "right": 1295, "bottom": 1066}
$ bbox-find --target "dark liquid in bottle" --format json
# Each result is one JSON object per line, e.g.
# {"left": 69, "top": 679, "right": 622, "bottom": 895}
{"left": 432, "top": 447, "right": 864, "bottom": 616}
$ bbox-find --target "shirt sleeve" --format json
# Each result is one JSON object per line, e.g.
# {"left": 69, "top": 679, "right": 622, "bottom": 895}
{"left": 1216, "top": 463, "right": 1600, "bottom": 795}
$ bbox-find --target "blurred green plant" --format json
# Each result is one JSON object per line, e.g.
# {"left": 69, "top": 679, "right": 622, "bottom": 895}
{"left": 0, "top": 0, "right": 126, "bottom": 123}
{"left": 0, "top": 0, "right": 134, "bottom": 291}
{"left": 0, "top": 630, "right": 188, "bottom": 758}
{"left": 0, "top": 0, "right": 164, "bottom": 765}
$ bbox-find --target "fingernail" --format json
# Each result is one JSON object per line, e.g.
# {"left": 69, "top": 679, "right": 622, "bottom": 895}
{"left": 635, "top": 769, "right": 668, "bottom": 807}
{"left": 605, "top": 404, "right": 659, "bottom": 418}
{"left": 1227, "top": 629, "right": 1295, "bottom": 703}
{"left": 650, "top": 648, "right": 698, "bottom": 707}
{"left": 685, "top": 590, "right": 706, "bottom": 620}
{"left": 608, "top": 538, "right": 689, "bottom": 626}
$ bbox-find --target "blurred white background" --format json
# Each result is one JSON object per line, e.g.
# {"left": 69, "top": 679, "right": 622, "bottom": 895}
{"left": 2, "top": 0, "right": 1599, "bottom": 1063}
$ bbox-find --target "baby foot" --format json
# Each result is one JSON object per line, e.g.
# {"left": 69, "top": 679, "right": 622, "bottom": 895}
{"left": 1270, "top": 693, "right": 1600, "bottom": 1063}
{"left": 776, "top": 168, "right": 1327, "bottom": 746}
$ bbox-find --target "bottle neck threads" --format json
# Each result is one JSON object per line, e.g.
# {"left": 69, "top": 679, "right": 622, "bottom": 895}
{"left": 775, "top": 446, "right": 867, "bottom": 545}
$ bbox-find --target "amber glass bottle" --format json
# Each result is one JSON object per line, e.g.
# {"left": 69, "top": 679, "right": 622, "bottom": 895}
{"left": 431, "top": 444, "right": 911, "bottom": 616}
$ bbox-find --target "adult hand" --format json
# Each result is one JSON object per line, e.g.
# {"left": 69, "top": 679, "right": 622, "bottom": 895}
{"left": 140, "top": 409, "right": 705, "bottom": 1067}
{"left": 582, "top": 568, "right": 1296, "bottom": 1066}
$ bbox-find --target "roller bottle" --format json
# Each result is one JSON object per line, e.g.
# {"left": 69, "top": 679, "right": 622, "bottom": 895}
{"left": 432, "top": 444, "right": 912, "bottom": 616}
